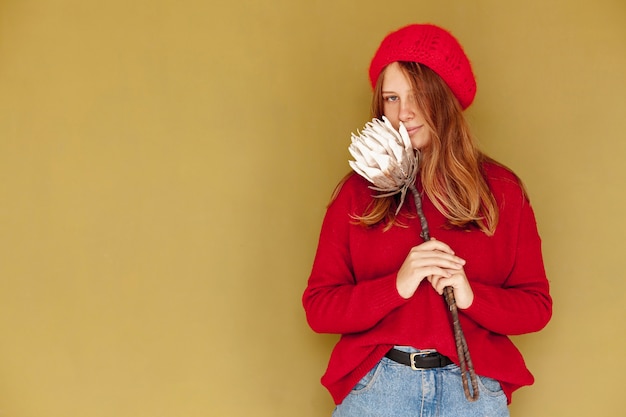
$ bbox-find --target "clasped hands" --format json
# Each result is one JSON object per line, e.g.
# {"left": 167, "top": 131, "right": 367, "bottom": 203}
{"left": 396, "top": 238, "right": 474, "bottom": 309}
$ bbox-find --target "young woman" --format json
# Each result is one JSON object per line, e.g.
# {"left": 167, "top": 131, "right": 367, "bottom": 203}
{"left": 303, "top": 23, "right": 552, "bottom": 416}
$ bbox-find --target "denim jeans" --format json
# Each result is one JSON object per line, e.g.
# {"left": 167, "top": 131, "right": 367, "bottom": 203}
{"left": 332, "top": 347, "right": 509, "bottom": 417}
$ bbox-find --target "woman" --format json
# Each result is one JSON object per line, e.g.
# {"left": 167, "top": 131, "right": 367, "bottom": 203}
{"left": 302, "top": 23, "right": 552, "bottom": 416}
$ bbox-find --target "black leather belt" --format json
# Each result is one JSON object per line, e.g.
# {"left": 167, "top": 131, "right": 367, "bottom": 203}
{"left": 385, "top": 348, "right": 453, "bottom": 370}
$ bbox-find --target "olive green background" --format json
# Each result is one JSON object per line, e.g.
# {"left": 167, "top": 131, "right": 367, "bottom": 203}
{"left": 0, "top": 0, "right": 624, "bottom": 416}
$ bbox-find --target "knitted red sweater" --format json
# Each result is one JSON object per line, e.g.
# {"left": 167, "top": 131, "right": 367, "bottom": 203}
{"left": 303, "top": 162, "right": 552, "bottom": 405}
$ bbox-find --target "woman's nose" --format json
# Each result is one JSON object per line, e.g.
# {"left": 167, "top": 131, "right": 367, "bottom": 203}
{"left": 399, "top": 100, "right": 415, "bottom": 121}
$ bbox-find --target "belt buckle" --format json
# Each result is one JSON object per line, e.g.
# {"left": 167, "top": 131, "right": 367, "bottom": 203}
{"left": 409, "top": 349, "right": 437, "bottom": 371}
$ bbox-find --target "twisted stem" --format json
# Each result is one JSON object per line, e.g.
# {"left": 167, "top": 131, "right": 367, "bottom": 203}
{"left": 409, "top": 183, "right": 479, "bottom": 402}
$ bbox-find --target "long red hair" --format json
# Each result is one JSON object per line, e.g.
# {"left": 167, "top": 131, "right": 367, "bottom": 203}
{"left": 339, "top": 62, "right": 501, "bottom": 235}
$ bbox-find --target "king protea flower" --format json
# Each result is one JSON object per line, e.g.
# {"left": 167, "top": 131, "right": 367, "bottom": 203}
{"left": 348, "top": 116, "right": 418, "bottom": 214}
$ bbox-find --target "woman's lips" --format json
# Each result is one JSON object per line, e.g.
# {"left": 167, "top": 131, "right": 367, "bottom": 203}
{"left": 405, "top": 125, "right": 423, "bottom": 135}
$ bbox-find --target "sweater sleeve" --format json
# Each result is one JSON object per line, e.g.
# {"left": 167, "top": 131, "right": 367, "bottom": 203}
{"left": 302, "top": 177, "right": 407, "bottom": 335}
{"left": 462, "top": 195, "right": 553, "bottom": 335}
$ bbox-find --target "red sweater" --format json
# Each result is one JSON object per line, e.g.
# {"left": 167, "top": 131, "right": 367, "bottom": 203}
{"left": 302, "top": 162, "right": 552, "bottom": 405}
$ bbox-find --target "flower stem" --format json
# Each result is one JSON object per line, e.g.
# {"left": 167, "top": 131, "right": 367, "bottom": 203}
{"left": 409, "top": 184, "right": 430, "bottom": 241}
{"left": 409, "top": 183, "right": 479, "bottom": 402}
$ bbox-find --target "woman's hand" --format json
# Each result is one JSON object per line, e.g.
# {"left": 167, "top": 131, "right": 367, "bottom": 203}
{"left": 396, "top": 239, "right": 466, "bottom": 299}
{"left": 428, "top": 268, "right": 474, "bottom": 309}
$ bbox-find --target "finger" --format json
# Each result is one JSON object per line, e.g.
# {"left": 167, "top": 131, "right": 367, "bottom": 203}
{"left": 415, "top": 239, "right": 455, "bottom": 254}
{"left": 419, "top": 268, "right": 451, "bottom": 283}
{"left": 434, "top": 274, "right": 474, "bottom": 309}
{"left": 432, "top": 276, "right": 450, "bottom": 294}
{"left": 406, "top": 251, "right": 466, "bottom": 269}
{"left": 427, "top": 274, "right": 449, "bottom": 294}
{"left": 434, "top": 274, "right": 465, "bottom": 294}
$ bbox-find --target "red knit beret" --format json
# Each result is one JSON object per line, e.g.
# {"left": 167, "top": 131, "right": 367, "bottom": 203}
{"left": 369, "top": 24, "right": 477, "bottom": 109}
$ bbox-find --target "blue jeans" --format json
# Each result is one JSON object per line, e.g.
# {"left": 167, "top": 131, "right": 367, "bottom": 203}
{"left": 332, "top": 347, "right": 509, "bottom": 417}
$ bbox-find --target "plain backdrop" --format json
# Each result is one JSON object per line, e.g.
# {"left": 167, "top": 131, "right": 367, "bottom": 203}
{"left": 0, "top": 0, "right": 624, "bottom": 416}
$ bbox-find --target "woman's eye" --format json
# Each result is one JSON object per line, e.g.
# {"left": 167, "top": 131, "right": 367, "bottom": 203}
{"left": 384, "top": 96, "right": 399, "bottom": 103}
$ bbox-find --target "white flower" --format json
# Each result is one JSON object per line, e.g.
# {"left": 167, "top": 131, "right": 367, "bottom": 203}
{"left": 348, "top": 116, "right": 418, "bottom": 213}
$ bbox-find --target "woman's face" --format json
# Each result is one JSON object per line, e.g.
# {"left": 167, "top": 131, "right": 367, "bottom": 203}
{"left": 381, "top": 62, "right": 431, "bottom": 150}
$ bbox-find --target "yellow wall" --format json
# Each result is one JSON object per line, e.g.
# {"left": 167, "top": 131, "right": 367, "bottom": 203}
{"left": 0, "top": 0, "right": 624, "bottom": 416}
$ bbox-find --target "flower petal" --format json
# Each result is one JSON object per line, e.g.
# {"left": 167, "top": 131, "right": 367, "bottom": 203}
{"left": 348, "top": 117, "right": 421, "bottom": 208}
